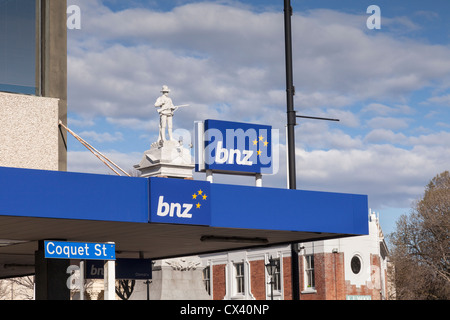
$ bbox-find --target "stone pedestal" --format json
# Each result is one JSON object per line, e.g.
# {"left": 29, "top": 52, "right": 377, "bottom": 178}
{"left": 134, "top": 140, "right": 194, "bottom": 179}
{"left": 150, "top": 258, "right": 211, "bottom": 300}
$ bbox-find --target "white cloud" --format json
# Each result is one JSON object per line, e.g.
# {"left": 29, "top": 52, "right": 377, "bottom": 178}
{"left": 425, "top": 94, "right": 450, "bottom": 106}
{"left": 407, "top": 131, "right": 450, "bottom": 147}
{"left": 68, "top": 116, "right": 95, "bottom": 127}
{"left": 362, "top": 103, "right": 415, "bottom": 116}
{"left": 78, "top": 130, "right": 124, "bottom": 143}
{"left": 364, "top": 129, "right": 407, "bottom": 145}
{"left": 67, "top": 2, "right": 450, "bottom": 130}
{"left": 67, "top": 150, "right": 142, "bottom": 175}
{"left": 292, "top": 144, "right": 450, "bottom": 208}
{"left": 296, "top": 121, "right": 363, "bottom": 150}
{"left": 366, "top": 116, "right": 411, "bottom": 130}
{"left": 106, "top": 117, "right": 157, "bottom": 132}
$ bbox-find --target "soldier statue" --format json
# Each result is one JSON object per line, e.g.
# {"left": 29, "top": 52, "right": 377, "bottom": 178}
{"left": 154, "top": 85, "right": 188, "bottom": 144}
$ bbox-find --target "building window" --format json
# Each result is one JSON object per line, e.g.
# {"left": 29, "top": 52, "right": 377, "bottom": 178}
{"left": 0, "top": 0, "right": 39, "bottom": 95}
{"left": 202, "top": 266, "right": 211, "bottom": 295}
{"left": 351, "top": 255, "right": 362, "bottom": 274}
{"left": 234, "top": 263, "right": 245, "bottom": 294}
{"left": 304, "top": 255, "right": 315, "bottom": 289}
{"left": 272, "top": 258, "right": 281, "bottom": 291}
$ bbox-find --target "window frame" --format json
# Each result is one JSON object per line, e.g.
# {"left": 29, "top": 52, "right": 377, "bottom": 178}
{"left": 234, "top": 262, "right": 245, "bottom": 295}
{"left": 271, "top": 258, "right": 281, "bottom": 292}
{"left": 304, "top": 254, "right": 316, "bottom": 291}
{"left": 202, "top": 265, "right": 211, "bottom": 295}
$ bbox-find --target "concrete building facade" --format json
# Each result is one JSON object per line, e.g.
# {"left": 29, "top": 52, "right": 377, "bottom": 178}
{"left": 0, "top": 92, "right": 60, "bottom": 171}
{"left": 199, "top": 210, "right": 391, "bottom": 300}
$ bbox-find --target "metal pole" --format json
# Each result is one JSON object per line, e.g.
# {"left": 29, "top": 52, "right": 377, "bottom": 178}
{"left": 297, "top": 115, "right": 340, "bottom": 122}
{"left": 290, "top": 244, "right": 300, "bottom": 300}
{"left": 271, "top": 276, "right": 274, "bottom": 300}
{"left": 284, "top": 0, "right": 300, "bottom": 301}
{"left": 284, "top": 0, "right": 296, "bottom": 191}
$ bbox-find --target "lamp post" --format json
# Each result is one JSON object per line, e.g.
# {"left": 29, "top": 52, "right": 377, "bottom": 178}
{"left": 283, "top": 0, "right": 340, "bottom": 301}
{"left": 265, "top": 256, "right": 279, "bottom": 300}
{"left": 283, "top": 0, "right": 301, "bottom": 301}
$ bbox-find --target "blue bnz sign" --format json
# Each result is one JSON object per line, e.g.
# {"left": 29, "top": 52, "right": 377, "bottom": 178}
{"left": 195, "top": 119, "right": 274, "bottom": 175}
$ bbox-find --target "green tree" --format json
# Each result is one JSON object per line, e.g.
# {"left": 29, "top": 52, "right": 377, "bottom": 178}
{"left": 389, "top": 171, "right": 450, "bottom": 299}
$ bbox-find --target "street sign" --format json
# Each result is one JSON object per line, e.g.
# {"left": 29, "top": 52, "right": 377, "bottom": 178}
{"left": 195, "top": 119, "right": 274, "bottom": 175}
{"left": 44, "top": 241, "right": 115, "bottom": 260}
{"left": 149, "top": 178, "right": 211, "bottom": 226}
{"left": 86, "top": 258, "right": 152, "bottom": 280}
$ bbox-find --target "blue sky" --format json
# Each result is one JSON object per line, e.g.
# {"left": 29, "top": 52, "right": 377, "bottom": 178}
{"left": 66, "top": 0, "right": 450, "bottom": 236}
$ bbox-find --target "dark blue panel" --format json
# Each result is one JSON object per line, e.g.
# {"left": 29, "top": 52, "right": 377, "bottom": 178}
{"left": 210, "top": 184, "right": 369, "bottom": 235}
{"left": 0, "top": 166, "right": 148, "bottom": 223}
{"left": 203, "top": 119, "right": 273, "bottom": 174}
{"left": 86, "top": 259, "right": 152, "bottom": 280}
{"left": 149, "top": 177, "right": 211, "bottom": 226}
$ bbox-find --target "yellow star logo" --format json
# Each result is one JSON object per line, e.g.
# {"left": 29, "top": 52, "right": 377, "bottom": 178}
{"left": 259, "top": 135, "right": 264, "bottom": 141}
{"left": 264, "top": 141, "right": 269, "bottom": 147}
{"left": 257, "top": 150, "right": 262, "bottom": 156}
{"left": 191, "top": 188, "right": 208, "bottom": 209}
{"left": 253, "top": 139, "right": 258, "bottom": 146}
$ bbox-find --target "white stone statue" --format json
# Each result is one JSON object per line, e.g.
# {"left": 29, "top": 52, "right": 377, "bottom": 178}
{"left": 154, "top": 85, "right": 188, "bottom": 144}
{"left": 135, "top": 85, "right": 194, "bottom": 178}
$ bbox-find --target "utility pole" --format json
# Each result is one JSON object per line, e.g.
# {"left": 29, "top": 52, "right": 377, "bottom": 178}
{"left": 284, "top": 0, "right": 296, "bottom": 192}
{"left": 284, "top": 0, "right": 300, "bottom": 301}
{"left": 283, "top": 0, "right": 340, "bottom": 301}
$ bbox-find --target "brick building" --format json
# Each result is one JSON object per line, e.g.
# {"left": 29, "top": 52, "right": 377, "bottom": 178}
{"left": 199, "top": 210, "right": 391, "bottom": 300}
